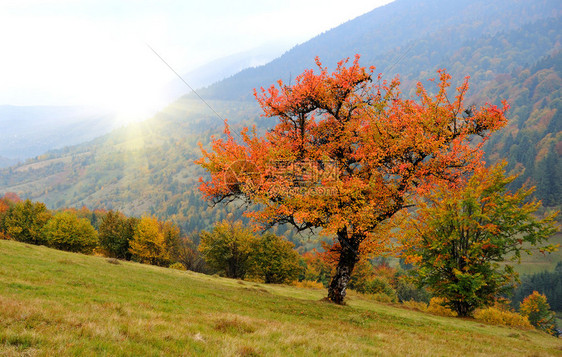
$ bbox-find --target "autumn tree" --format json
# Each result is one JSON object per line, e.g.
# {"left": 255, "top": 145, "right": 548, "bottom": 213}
{"left": 161, "top": 220, "right": 182, "bottom": 262}
{"left": 399, "top": 164, "right": 558, "bottom": 317}
{"left": 128, "top": 216, "right": 174, "bottom": 266}
{"left": 198, "top": 55, "right": 508, "bottom": 303}
{"left": 0, "top": 194, "right": 15, "bottom": 239}
{"left": 198, "top": 220, "right": 255, "bottom": 279}
{"left": 519, "top": 291, "right": 557, "bottom": 334}
{"left": 300, "top": 250, "right": 333, "bottom": 286}
{"left": 98, "top": 210, "right": 138, "bottom": 259}
{"left": 173, "top": 233, "right": 207, "bottom": 273}
{"left": 248, "top": 232, "right": 301, "bottom": 284}
{"left": 41, "top": 211, "right": 98, "bottom": 254}
{"left": 0, "top": 199, "right": 52, "bottom": 245}
{"left": 0, "top": 194, "right": 14, "bottom": 216}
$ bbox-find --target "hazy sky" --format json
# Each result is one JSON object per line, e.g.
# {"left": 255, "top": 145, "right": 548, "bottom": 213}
{"left": 0, "top": 0, "right": 392, "bottom": 118}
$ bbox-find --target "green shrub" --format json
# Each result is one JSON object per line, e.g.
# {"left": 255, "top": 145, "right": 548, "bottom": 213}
{"left": 199, "top": 221, "right": 255, "bottom": 279}
{"left": 396, "top": 279, "right": 431, "bottom": 303}
{"left": 98, "top": 211, "right": 137, "bottom": 260}
{"left": 248, "top": 232, "right": 301, "bottom": 284}
{"left": 1, "top": 200, "right": 51, "bottom": 245}
{"left": 42, "top": 212, "right": 98, "bottom": 254}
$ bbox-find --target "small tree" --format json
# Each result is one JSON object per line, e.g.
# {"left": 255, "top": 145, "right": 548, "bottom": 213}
{"left": 129, "top": 216, "right": 173, "bottom": 266}
{"left": 400, "top": 164, "right": 559, "bottom": 317}
{"left": 1, "top": 199, "right": 52, "bottom": 245}
{"left": 198, "top": 56, "right": 508, "bottom": 303}
{"left": 42, "top": 211, "right": 98, "bottom": 253}
{"left": 198, "top": 220, "right": 255, "bottom": 279}
{"left": 98, "top": 210, "right": 138, "bottom": 259}
{"left": 160, "top": 220, "right": 182, "bottom": 261}
{"left": 249, "top": 232, "right": 301, "bottom": 284}
{"left": 519, "top": 291, "right": 557, "bottom": 334}
{"left": 173, "top": 233, "right": 207, "bottom": 273}
{"left": 0, "top": 194, "right": 16, "bottom": 240}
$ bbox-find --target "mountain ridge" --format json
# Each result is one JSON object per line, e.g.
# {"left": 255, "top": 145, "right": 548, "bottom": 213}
{"left": 195, "top": 0, "right": 561, "bottom": 101}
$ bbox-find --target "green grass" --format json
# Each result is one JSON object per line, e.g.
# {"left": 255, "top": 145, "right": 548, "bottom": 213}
{"left": 1, "top": 240, "right": 561, "bottom": 356}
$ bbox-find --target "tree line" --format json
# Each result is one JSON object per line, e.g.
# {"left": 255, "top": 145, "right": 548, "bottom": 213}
{"left": 0, "top": 193, "right": 305, "bottom": 284}
{"left": 511, "top": 262, "right": 562, "bottom": 312}
{"left": 0, "top": 191, "right": 558, "bottom": 334}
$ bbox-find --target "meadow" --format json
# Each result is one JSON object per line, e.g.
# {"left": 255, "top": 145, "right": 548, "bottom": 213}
{"left": 1, "top": 239, "right": 561, "bottom": 356}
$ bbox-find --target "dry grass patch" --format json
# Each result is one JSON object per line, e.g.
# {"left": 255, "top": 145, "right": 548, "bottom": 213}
{"left": 214, "top": 318, "right": 257, "bottom": 335}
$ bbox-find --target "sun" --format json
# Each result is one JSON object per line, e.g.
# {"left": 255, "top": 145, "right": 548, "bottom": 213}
{"left": 103, "top": 83, "right": 167, "bottom": 128}
{"left": 89, "top": 39, "right": 178, "bottom": 127}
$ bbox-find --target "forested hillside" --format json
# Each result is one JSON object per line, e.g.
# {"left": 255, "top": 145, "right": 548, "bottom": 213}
{"left": 0, "top": 0, "right": 560, "bottom": 239}
{"left": 480, "top": 51, "right": 562, "bottom": 206}
{"left": 198, "top": 0, "right": 560, "bottom": 100}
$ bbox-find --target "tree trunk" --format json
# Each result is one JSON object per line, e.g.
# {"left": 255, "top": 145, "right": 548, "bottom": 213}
{"left": 453, "top": 301, "right": 472, "bottom": 317}
{"left": 327, "top": 230, "right": 360, "bottom": 304}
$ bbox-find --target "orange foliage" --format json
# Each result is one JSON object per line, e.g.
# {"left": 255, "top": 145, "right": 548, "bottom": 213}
{"left": 198, "top": 55, "right": 508, "bottom": 302}
{"left": 0, "top": 200, "right": 8, "bottom": 215}
{"left": 2, "top": 192, "right": 21, "bottom": 203}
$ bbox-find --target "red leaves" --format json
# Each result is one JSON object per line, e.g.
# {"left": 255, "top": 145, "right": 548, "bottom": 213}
{"left": 199, "top": 55, "right": 508, "bottom": 254}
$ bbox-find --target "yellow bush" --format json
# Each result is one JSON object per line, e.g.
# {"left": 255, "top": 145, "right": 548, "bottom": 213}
{"left": 474, "top": 307, "right": 532, "bottom": 329}
{"left": 293, "top": 280, "right": 325, "bottom": 289}
{"left": 368, "top": 292, "right": 396, "bottom": 303}
{"left": 169, "top": 262, "right": 186, "bottom": 270}
{"left": 402, "top": 300, "right": 428, "bottom": 312}
{"left": 427, "top": 297, "right": 457, "bottom": 317}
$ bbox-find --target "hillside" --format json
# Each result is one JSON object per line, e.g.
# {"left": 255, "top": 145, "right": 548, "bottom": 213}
{"left": 1, "top": 239, "right": 560, "bottom": 356}
{"left": 480, "top": 51, "right": 562, "bottom": 206}
{"left": 197, "top": 0, "right": 561, "bottom": 100}
{"left": 0, "top": 0, "right": 560, "bottom": 238}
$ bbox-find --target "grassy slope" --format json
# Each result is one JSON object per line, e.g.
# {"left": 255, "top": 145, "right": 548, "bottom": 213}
{"left": 1, "top": 240, "right": 560, "bottom": 356}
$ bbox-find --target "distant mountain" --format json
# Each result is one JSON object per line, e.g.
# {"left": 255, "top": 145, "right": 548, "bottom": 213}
{"left": 0, "top": 0, "right": 560, "bottom": 238}
{"left": 197, "top": 0, "right": 561, "bottom": 101}
{"left": 0, "top": 105, "right": 117, "bottom": 162}
{"left": 164, "top": 42, "right": 294, "bottom": 101}
{"left": 0, "top": 156, "right": 18, "bottom": 169}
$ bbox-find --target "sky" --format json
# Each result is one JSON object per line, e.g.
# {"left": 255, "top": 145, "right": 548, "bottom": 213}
{"left": 0, "top": 0, "right": 393, "bottom": 120}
